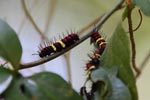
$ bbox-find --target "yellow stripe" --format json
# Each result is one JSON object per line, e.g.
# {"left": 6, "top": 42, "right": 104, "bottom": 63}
{"left": 95, "top": 54, "right": 101, "bottom": 58}
{"left": 86, "top": 71, "right": 91, "bottom": 79}
{"left": 88, "top": 65, "right": 95, "bottom": 71}
{"left": 57, "top": 40, "right": 66, "bottom": 48}
{"left": 51, "top": 44, "right": 56, "bottom": 51}
{"left": 96, "top": 38, "right": 104, "bottom": 44}
{"left": 99, "top": 42, "right": 106, "bottom": 47}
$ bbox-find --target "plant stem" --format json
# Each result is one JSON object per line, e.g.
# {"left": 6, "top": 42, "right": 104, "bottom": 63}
{"left": 21, "top": 0, "right": 48, "bottom": 40}
{"left": 127, "top": 2, "right": 140, "bottom": 78}
{"left": 44, "top": 0, "right": 57, "bottom": 34}
{"left": 139, "top": 50, "right": 150, "bottom": 71}
{"left": 19, "top": 0, "right": 124, "bottom": 70}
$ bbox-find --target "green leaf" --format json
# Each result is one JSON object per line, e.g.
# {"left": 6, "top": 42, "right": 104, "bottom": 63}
{"left": 122, "top": 7, "right": 129, "bottom": 21}
{"left": 0, "top": 19, "right": 22, "bottom": 69}
{"left": 0, "top": 67, "right": 13, "bottom": 95}
{"left": 91, "top": 68, "right": 112, "bottom": 99}
{"left": 28, "top": 72, "right": 83, "bottom": 100}
{"left": 133, "top": 0, "right": 150, "bottom": 16}
{"left": 3, "top": 76, "right": 31, "bottom": 100}
{"left": 3, "top": 72, "right": 83, "bottom": 100}
{"left": 101, "top": 23, "right": 138, "bottom": 100}
{"left": 105, "top": 75, "right": 131, "bottom": 100}
{"left": 91, "top": 67, "right": 131, "bottom": 100}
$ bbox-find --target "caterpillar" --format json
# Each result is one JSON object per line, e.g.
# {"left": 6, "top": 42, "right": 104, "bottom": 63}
{"left": 38, "top": 33, "right": 79, "bottom": 58}
{"left": 80, "top": 31, "right": 106, "bottom": 100}
{"left": 86, "top": 31, "right": 106, "bottom": 76}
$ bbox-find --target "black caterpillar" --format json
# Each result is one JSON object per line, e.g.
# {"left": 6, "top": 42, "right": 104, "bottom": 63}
{"left": 80, "top": 30, "right": 106, "bottom": 100}
{"left": 38, "top": 33, "right": 79, "bottom": 58}
{"left": 86, "top": 31, "right": 106, "bottom": 76}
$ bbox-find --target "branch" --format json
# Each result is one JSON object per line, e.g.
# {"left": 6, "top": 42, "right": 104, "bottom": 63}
{"left": 126, "top": 1, "right": 140, "bottom": 78}
{"left": 44, "top": 0, "right": 57, "bottom": 33}
{"left": 139, "top": 50, "right": 150, "bottom": 71}
{"left": 19, "top": 0, "right": 124, "bottom": 70}
{"left": 21, "top": 0, "right": 48, "bottom": 40}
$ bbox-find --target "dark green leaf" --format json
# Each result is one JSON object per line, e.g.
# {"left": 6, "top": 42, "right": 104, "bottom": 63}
{"left": 133, "top": 0, "right": 150, "bottom": 16}
{"left": 28, "top": 72, "right": 83, "bottom": 100}
{"left": 101, "top": 23, "right": 138, "bottom": 100}
{"left": 3, "top": 72, "right": 83, "bottom": 100}
{"left": 0, "top": 19, "right": 22, "bottom": 69}
{"left": 3, "top": 76, "right": 31, "bottom": 100}
{"left": 0, "top": 67, "right": 13, "bottom": 95}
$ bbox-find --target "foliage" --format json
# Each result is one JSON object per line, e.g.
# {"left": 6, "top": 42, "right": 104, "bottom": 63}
{"left": 0, "top": 19, "right": 22, "bottom": 69}
{"left": 0, "top": 0, "right": 150, "bottom": 100}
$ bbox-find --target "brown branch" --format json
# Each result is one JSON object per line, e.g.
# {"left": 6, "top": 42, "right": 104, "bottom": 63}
{"left": 19, "top": 0, "right": 124, "bottom": 70}
{"left": 127, "top": 3, "right": 140, "bottom": 78}
{"left": 21, "top": 0, "right": 47, "bottom": 40}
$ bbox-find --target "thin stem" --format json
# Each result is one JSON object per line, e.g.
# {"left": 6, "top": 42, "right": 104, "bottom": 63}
{"left": 64, "top": 54, "right": 72, "bottom": 86}
{"left": 132, "top": 9, "right": 142, "bottom": 32}
{"left": 78, "top": 15, "right": 103, "bottom": 36}
{"left": 139, "top": 50, "right": 150, "bottom": 71}
{"left": 19, "top": 0, "right": 124, "bottom": 70}
{"left": 44, "top": 0, "right": 57, "bottom": 34}
{"left": 127, "top": 3, "right": 140, "bottom": 78}
{"left": 18, "top": 0, "right": 37, "bottom": 34}
{"left": 21, "top": 0, "right": 47, "bottom": 40}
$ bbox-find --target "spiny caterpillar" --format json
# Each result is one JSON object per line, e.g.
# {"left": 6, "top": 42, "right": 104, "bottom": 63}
{"left": 38, "top": 33, "right": 79, "bottom": 58}
{"left": 86, "top": 31, "right": 106, "bottom": 76}
{"left": 80, "top": 30, "right": 106, "bottom": 100}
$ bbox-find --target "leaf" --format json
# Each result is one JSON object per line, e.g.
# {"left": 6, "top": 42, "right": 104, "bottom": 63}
{"left": 3, "top": 76, "right": 31, "bottom": 100}
{"left": 91, "top": 67, "right": 131, "bottom": 100}
{"left": 122, "top": 7, "right": 129, "bottom": 21}
{"left": 28, "top": 72, "right": 83, "bottom": 100}
{"left": 0, "top": 67, "right": 13, "bottom": 95}
{"left": 91, "top": 68, "right": 112, "bottom": 99}
{"left": 133, "top": 0, "right": 150, "bottom": 16}
{"left": 0, "top": 19, "right": 22, "bottom": 69}
{"left": 3, "top": 72, "right": 83, "bottom": 100}
{"left": 105, "top": 76, "right": 131, "bottom": 100}
{"left": 101, "top": 23, "right": 138, "bottom": 100}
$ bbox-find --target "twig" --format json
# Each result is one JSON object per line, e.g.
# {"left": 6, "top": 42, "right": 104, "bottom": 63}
{"left": 139, "top": 50, "right": 150, "bottom": 71}
{"left": 78, "top": 16, "right": 103, "bottom": 36}
{"left": 64, "top": 53, "right": 72, "bottom": 86}
{"left": 18, "top": 0, "right": 37, "bottom": 34}
{"left": 44, "top": 0, "right": 57, "bottom": 34}
{"left": 21, "top": 0, "right": 47, "bottom": 40}
{"left": 126, "top": 1, "right": 140, "bottom": 78}
{"left": 19, "top": 0, "right": 124, "bottom": 70}
{"left": 132, "top": 9, "right": 142, "bottom": 32}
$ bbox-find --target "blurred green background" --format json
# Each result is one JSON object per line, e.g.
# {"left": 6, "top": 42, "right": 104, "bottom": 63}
{"left": 0, "top": 0, "right": 149, "bottom": 100}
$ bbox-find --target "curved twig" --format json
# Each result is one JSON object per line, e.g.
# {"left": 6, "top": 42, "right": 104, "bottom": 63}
{"left": 19, "top": 0, "right": 124, "bottom": 70}
{"left": 126, "top": 9, "right": 142, "bottom": 33}
{"left": 132, "top": 9, "right": 142, "bottom": 32}
{"left": 21, "top": 0, "right": 48, "bottom": 40}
